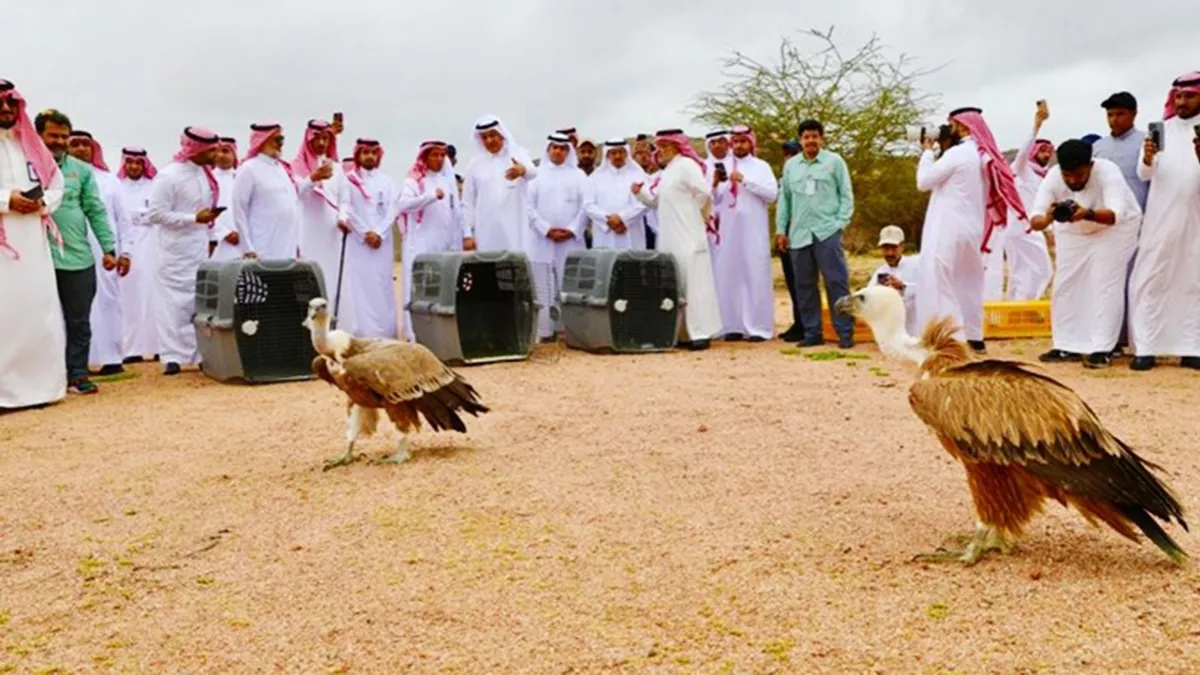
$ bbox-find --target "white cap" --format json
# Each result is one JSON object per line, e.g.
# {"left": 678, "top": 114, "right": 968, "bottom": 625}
{"left": 878, "top": 225, "right": 905, "bottom": 246}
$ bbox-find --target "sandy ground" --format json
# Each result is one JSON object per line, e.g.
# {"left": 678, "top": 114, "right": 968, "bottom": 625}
{"left": 3, "top": 276, "right": 1199, "bottom": 674}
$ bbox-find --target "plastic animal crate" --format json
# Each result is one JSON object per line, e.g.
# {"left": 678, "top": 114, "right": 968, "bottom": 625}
{"left": 820, "top": 301, "right": 877, "bottom": 343}
{"left": 982, "top": 300, "right": 1052, "bottom": 339}
{"left": 193, "top": 259, "right": 326, "bottom": 383}
{"left": 560, "top": 249, "right": 683, "bottom": 353}
{"left": 407, "top": 251, "right": 539, "bottom": 365}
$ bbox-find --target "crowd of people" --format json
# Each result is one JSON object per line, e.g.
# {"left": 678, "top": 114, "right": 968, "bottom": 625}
{"left": 1, "top": 70, "right": 1198, "bottom": 412}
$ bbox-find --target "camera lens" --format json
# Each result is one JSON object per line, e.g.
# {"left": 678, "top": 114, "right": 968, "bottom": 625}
{"left": 1052, "top": 202, "right": 1074, "bottom": 223}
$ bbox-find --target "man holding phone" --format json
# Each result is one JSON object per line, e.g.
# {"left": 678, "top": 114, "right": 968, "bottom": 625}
{"left": 1126, "top": 71, "right": 1200, "bottom": 371}
{"left": 867, "top": 225, "right": 920, "bottom": 336}
{"left": 37, "top": 109, "right": 118, "bottom": 395}
{"left": 0, "top": 79, "right": 69, "bottom": 409}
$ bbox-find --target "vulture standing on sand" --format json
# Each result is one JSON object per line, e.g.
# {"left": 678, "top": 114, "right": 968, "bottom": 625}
{"left": 303, "top": 298, "right": 490, "bottom": 469}
{"left": 834, "top": 285, "right": 1188, "bottom": 565}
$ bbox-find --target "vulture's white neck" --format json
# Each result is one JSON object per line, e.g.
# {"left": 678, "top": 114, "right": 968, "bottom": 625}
{"left": 865, "top": 311, "right": 930, "bottom": 367}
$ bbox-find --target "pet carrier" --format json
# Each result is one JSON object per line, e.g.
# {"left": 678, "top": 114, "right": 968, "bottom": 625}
{"left": 193, "top": 259, "right": 326, "bottom": 383}
{"left": 407, "top": 251, "right": 539, "bottom": 365}
{"left": 559, "top": 249, "right": 683, "bottom": 353}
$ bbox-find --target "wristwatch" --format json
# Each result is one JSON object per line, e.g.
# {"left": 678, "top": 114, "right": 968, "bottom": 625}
{"left": 1084, "top": 207, "right": 1097, "bottom": 221}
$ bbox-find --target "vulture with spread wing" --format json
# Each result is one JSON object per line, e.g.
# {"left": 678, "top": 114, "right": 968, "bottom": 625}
{"left": 835, "top": 285, "right": 1188, "bottom": 565}
{"left": 303, "top": 298, "right": 490, "bottom": 469}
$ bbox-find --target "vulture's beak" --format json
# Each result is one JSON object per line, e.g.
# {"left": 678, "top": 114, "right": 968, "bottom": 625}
{"left": 833, "top": 295, "right": 856, "bottom": 317}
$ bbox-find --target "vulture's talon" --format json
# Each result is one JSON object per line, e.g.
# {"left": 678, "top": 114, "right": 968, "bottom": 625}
{"left": 322, "top": 452, "right": 365, "bottom": 471}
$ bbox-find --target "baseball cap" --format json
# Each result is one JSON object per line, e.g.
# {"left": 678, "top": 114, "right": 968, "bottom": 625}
{"left": 1101, "top": 92, "right": 1137, "bottom": 111}
{"left": 878, "top": 225, "right": 905, "bottom": 247}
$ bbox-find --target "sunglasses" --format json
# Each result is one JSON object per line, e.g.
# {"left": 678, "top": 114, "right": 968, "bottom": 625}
{"left": 0, "top": 97, "right": 17, "bottom": 110}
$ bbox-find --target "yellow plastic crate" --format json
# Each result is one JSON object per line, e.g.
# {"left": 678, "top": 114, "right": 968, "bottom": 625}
{"left": 817, "top": 299, "right": 1052, "bottom": 343}
{"left": 982, "top": 300, "right": 1052, "bottom": 339}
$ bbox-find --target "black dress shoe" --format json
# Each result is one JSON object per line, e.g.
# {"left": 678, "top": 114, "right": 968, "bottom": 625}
{"left": 94, "top": 364, "right": 125, "bottom": 376}
{"left": 687, "top": 339, "right": 711, "bottom": 351}
{"left": 163, "top": 362, "right": 182, "bottom": 376}
{"left": 799, "top": 336, "right": 824, "bottom": 347}
{"left": 748, "top": 336, "right": 766, "bottom": 343}
{"left": 838, "top": 336, "right": 856, "bottom": 350}
{"left": 723, "top": 333, "right": 745, "bottom": 342}
{"left": 968, "top": 340, "right": 987, "bottom": 354}
{"left": 1083, "top": 352, "right": 1111, "bottom": 369}
{"left": 1180, "top": 357, "right": 1200, "bottom": 370}
{"left": 1039, "top": 349, "right": 1080, "bottom": 363}
{"left": 779, "top": 327, "right": 803, "bottom": 342}
{"left": 123, "top": 356, "right": 145, "bottom": 364}
{"left": 1130, "top": 356, "right": 1156, "bottom": 371}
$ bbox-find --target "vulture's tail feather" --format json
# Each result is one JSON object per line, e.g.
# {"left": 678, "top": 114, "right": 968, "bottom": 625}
{"left": 1116, "top": 502, "right": 1188, "bottom": 564}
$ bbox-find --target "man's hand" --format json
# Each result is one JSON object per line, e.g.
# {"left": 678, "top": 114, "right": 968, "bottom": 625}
{"left": 8, "top": 192, "right": 41, "bottom": 214}
{"left": 223, "top": 231, "right": 240, "bottom": 246}
{"left": 606, "top": 215, "right": 628, "bottom": 234}
{"left": 1069, "top": 204, "right": 1091, "bottom": 222}
{"left": 196, "top": 208, "right": 219, "bottom": 224}
{"left": 364, "top": 231, "right": 383, "bottom": 250}
{"left": 1034, "top": 99, "right": 1049, "bottom": 129}
{"left": 462, "top": 236, "right": 477, "bottom": 251}
{"left": 920, "top": 136, "right": 935, "bottom": 151}
{"left": 101, "top": 253, "right": 118, "bottom": 271}
{"left": 242, "top": 251, "right": 258, "bottom": 260}
{"left": 435, "top": 187, "right": 445, "bottom": 200}
{"left": 548, "top": 228, "right": 574, "bottom": 242}
{"left": 730, "top": 171, "right": 744, "bottom": 184}
{"left": 885, "top": 275, "right": 906, "bottom": 292}
{"left": 631, "top": 182, "right": 644, "bottom": 195}
{"left": 310, "top": 163, "right": 334, "bottom": 182}
{"left": 337, "top": 221, "right": 351, "bottom": 234}
{"left": 116, "top": 255, "right": 132, "bottom": 277}
{"left": 505, "top": 158, "right": 526, "bottom": 181}
{"left": 1143, "top": 136, "right": 1158, "bottom": 167}
{"left": 775, "top": 234, "right": 789, "bottom": 253}
{"left": 1029, "top": 214, "right": 1052, "bottom": 232}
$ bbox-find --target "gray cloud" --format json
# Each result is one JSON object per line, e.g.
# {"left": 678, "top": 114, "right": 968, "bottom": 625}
{"left": 4, "top": 0, "right": 1196, "bottom": 168}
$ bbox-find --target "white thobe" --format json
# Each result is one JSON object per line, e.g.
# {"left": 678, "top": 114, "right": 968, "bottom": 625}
{"left": 868, "top": 255, "right": 922, "bottom": 337}
{"left": 297, "top": 164, "right": 351, "bottom": 296}
{"left": 706, "top": 154, "right": 734, "bottom": 253}
{"left": 341, "top": 169, "right": 400, "bottom": 339}
{"left": 586, "top": 164, "right": 647, "bottom": 250}
{"left": 634, "top": 156, "right": 722, "bottom": 341}
{"left": 1032, "top": 160, "right": 1141, "bottom": 355}
{"left": 1128, "top": 115, "right": 1200, "bottom": 357}
{"left": 117, "top": 177, "right": 158, "bottom": 357}
{"left": 914, "top": 139, "right": 988, "bottom": 341}
{"left": 710, "top": 154, "right": 778, "bottom": 338}
{"left": 395, "top": 171, "right": 463, "bottom": 341}
{"left": 462, "top": 148, "right": 538, "bottom": 253}
{"left": 148, "top": 162, "right": 215, "bottom": 366}
{"left": 984, "top": 134, "right": 1053, "bottom": 300}
{"left": 86, "top": 169, "right": 127, "bottom": 365}
{"left": 231, "top": 154, "right": 300, "bottom": 260}
{"left": 0, "top": 134, "right": 67, "bottom": 408}
{"left": 208, "top": 167, "right": 240, "bottom": 259}
{"left": 528, "top": 162, "right": 590, "bottom": 337}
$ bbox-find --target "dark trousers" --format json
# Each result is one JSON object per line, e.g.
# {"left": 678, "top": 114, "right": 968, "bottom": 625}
{"left": 645, "top": 221, "right": 657, "bottom": 250}
{"left": 789, "top": 230, "right": 853, "bottom": 341}
{"left": 56, "top": 266, "right": 97, "bottom": 381}
{"left": 779, "top": 249, "right": 799, "bottom": 328}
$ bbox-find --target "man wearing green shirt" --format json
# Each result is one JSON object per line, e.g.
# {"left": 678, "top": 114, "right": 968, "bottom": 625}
{"left": 774, "top": 119, "right": 855, "bottom": 348}
{"left": 36, "top": 109, "right": 117, "bottom": 395}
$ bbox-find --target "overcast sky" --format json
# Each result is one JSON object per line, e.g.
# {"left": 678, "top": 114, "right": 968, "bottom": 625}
{"left": 4, "top": 0, "right": 1197, "bottom": 169}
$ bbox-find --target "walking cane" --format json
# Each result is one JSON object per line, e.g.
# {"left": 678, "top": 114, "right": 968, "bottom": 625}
{"left": 332, "top": 229, "right": 349, "bottom": 329}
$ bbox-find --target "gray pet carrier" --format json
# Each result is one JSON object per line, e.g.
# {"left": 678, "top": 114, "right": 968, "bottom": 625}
{"left": 407, "top": 251, "right": 539, "bottom": 365}
{"left": 559, "top": 249, "right": 683, "bottom": 353}
{"left": 193, "top": 259, "right": 326, "bottom": 383}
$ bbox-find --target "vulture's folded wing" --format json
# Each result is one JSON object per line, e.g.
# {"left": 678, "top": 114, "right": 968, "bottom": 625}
{"left": 909, "top": 359, "right": 1187, "bottom": 530}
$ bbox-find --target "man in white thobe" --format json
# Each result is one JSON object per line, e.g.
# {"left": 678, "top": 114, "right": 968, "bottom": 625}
{"left": 209, "top": 136, "right": 238, "bottom": 258}
{"left": 115, "top": 147, "right": 159, "bottom": 361}
{"left": 984, "top": 102, "right": 1054, "bottom": 300}
{"left": 633, "top": 129, "right": 722, "bottom": 349}
{"left": 147, "top": 127, "right": 222, "bottom": 375}
{"left": 632, "top": 135, "right": 659, "bottom": 250}
{"left": 339, "top": 138, "right": 400, "bottom": 339}
{"left": 867, "top": 225, "right": 921, "bottom": 337}
{"left": 229, "top": 121, "right": 300, "bottom": 260}
{"left": 461, "top": 114, "right": 538, "bottom": 254}
{"left": 0, "top": 79, "right": 67, "bottom": 409}
{"left": 395, "top": 140, "right": 463, "bottom": 341}
{"left": 711, "top": 124, "right": 778, "bottom": 341}
{"left": 1029, "top": 139, "right": 1141, "bottom": 369}
{"left": 527, "top": 133, "right": 590, "bottom": 338}
{"left": 915, "top": 106, "right": 1027, "bottom": 354}
{"left": 705, "top": 129, "right": 733, "bottom": 256}
{"left": 294, "top": 119, "right": 351, "bottom": 294}
{"left": 68, "top": 130, "right": 130, "bottom": 375}
{"left": 1127, "top": 72, "right": 1200, "bottom": 371}
{"left": 586, "top": 138, "right": 647, "bottom": 250}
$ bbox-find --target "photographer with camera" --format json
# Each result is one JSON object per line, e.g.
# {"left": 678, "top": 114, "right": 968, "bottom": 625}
{"left": 1029, "top": 139, "right": 1141, "bottom": 369}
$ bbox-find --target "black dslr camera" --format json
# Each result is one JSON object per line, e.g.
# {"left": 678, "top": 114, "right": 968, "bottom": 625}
{"left": 1051, "top": 199, "right": 1078, "bottom": 223}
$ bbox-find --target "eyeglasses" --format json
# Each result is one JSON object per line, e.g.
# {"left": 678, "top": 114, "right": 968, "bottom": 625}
{"left": 0, "top": 97, "right": 17, "bottom": 110}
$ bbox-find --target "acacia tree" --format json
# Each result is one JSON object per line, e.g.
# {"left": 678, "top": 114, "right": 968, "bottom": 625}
{"left": 688, "top": 27, "right": 942, "bottom": 251}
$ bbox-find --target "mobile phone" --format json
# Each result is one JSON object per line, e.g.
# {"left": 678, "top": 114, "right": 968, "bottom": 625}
{"left": 1036, "top": 99, "right": 1049, "bottom": 116}
{"left": 1148, "top": 121, "right": 1164, "bottom": 150}
{"left": 332, "top": 112, "right": 343, "bottom": 124}
{"left": 877, "top": 272, "right": 889, "bottom": 284}
{"left": 21, "top": 184, "right": 43, "bottom": 201}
